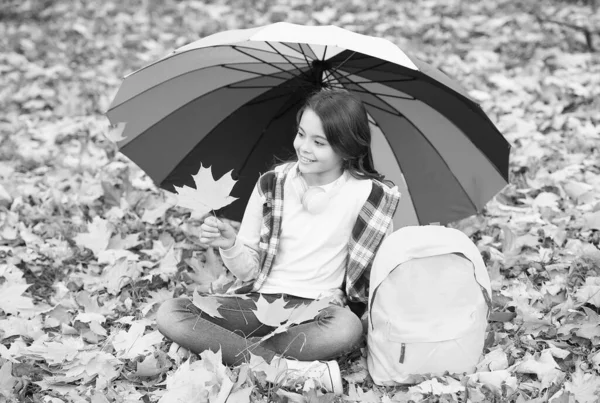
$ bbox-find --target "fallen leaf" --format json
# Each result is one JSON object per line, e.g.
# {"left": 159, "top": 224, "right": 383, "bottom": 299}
{"left": 249, "top": 353, "right": 285, "bottom": 383}
{"left": 476, "top": 348, "right": 509, "bottom": 372}
{"left": 226, "top": 386, "right": 253, "bottom": 403}
{"left": 468, "top": 370, "right": 517, "bottom": 394}
{"left": 0, "top": 283, "right": 35, "bottom": 317}
{"left": 253, "top": 296, "right": 293, "bottom": 327}
{"left": 107, "top": 232, "right": 141, "bottom": 250}
{"left": 192, "top": 291, "right": 224, "bottom": 319}
{"left": 141, "top": 203, "right": 171, "bottom": 224}
{"left": 564, "top": 365, "right": 600, "bottom": 403}
{"left": 575, "top": 277, "right": 600, "bottom": 308}
{"left": 514, "top": 350, "right": 565, "bottom": 389}
{"left": 532, "top": 192, "right": 560, "bottom": 210}
{"left": 287, "top": 299, "right": 330, "bottom": 326}
{"left": 408, "top": 376, "right": 464, "bottom": 397}
{"left": 106, "top": 122, "right": 127, "bottom": 142}
{"left": 73, "top": 216, "right": 112, "bottom": 257}
{"left": 185, "top": 247, "right": 224, "bottom": 287}
{"left": 100, "top": 258, "right": 143, "bottom": 295}
{"left": 584, "top": 211, "right": 600, "bottom": 230}
{"left": 112, "top": 322, "right": 164, "bottom": 359}
{"left": 562, "top": 181, "right": 593, "bottom": 203}
{"left": 347, "top": 383, "right": 381, "bottom": 402}
{"left": 134, "top": 354, "right": 169, "bottom": 377}
{"left": 173, "top": 165, "right": 238, "bottom": 219}
{"left": 0, "top": 361, "right": 17, "bottom": 397}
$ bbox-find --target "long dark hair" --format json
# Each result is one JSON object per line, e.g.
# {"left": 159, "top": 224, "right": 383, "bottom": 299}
{"left": 296, "top": 88, "right": 388, "bottom": 183}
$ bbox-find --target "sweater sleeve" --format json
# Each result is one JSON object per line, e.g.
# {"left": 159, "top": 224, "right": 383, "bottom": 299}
{"left": 219, "top": 184, "right": 263, "bottom": 281}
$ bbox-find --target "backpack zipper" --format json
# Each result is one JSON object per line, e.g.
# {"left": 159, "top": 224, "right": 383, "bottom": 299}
{"left": 399, "top": 343, "right": 406, "bottom": 364}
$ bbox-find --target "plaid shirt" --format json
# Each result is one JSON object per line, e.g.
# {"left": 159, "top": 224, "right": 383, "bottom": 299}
{"left": 233, "top": 163, "right": 400, "bottom": 303}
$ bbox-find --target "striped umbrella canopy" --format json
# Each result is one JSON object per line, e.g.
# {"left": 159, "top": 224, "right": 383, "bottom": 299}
{"left": 106, "top": 22, "right": 510, "bottom": 228}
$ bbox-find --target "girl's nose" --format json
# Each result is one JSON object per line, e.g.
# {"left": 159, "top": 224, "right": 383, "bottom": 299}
{"left": 298, "top": 140, "right": 311, "bottom": 154}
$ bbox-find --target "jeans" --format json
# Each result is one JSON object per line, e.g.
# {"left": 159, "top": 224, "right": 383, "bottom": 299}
{"left": 156, "top": 293, "right": 364, "bottom": 366}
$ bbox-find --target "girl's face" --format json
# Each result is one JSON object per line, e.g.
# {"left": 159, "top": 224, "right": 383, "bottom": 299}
{"left": 293, "top": 108, "right": 343, "bottom": 186}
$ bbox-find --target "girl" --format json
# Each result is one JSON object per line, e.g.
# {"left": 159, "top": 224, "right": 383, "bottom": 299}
{"left": 157, "top": 88, "right": 400, "bottom": 394}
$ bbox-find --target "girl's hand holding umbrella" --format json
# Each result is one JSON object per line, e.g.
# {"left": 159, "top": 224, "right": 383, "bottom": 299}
{"left": 199, "top": 216, "right": 237, "bottom": 249}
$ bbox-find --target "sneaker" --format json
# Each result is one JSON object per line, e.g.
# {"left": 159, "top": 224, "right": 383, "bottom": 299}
{"left": 280, "top": 359, "right": 343, "bottom": 395}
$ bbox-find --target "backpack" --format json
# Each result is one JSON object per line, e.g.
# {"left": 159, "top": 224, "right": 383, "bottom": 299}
{"left": 366, "top": 225, "right": 492, "bottom": 385}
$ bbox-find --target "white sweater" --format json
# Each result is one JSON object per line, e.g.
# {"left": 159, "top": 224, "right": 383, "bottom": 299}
{"left": 220, "top": 165, "right": 372, "bottom": 299}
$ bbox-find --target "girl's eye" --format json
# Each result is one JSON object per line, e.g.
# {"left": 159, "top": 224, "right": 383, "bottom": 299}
{"left": 315, "top": 141, "right": 324, "bottom": 146}
{"left": 297, "top": 132, "right": 304, "bottom": 137}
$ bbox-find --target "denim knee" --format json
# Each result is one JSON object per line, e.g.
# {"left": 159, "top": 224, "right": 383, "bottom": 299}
{"left": 156, "top": 298, "right": 186, "bottom": 335}
{"left": 338, "top": 308, "right": 364, "bottom": 347}
{"left": 319, "top": 306, "right": 364, "bottom": 348}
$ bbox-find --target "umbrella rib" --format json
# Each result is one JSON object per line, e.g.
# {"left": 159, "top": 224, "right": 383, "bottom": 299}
{"left": 265, "top": 42, "right": 313, "bottom": 81}
{"left": 341, "top": 78, "right": 416, "bottom": 84}
{"left": 232, "top": 45, "right": 308, "bottom": 82}
{"left": 320, "top": 46, "right": 335, "bottom": 85}
{"left": 330, "top": 69, "right": 417, "bottom": 101}
{"left": 227, "top": 81, "right": 313, "bottom": 90}
{"left": 281, "top": 42, "right": 315, "bottom": 61}
{"left": 325, "top": 51, "right": 357, "bottom": 82}
{"left": 296, "top": 44, "right": 314, "bottom": 71}
{"left": 333, "top": 84, "right": 417, "bottom": 101}
{"left": 331, "top": 60, "right": 388, "bottom": 83}
{"left": 221, "top": 64, "right": 300, "bottom": 81}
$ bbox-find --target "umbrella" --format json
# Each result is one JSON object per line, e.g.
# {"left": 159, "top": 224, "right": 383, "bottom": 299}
{"left": 106, "top": 22, "right": 510, "bottom": 228}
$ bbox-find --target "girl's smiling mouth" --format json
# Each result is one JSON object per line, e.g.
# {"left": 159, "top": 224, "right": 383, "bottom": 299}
{"left": 299, "top": 156, "right": 315, "bottom": 163}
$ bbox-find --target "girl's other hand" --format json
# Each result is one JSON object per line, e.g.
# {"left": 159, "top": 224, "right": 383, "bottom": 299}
{"left": 325, "top": 289, "right": 347, "bottom": 307}
{"left": 200, "top": 216, "right": 237, "bottom": 249}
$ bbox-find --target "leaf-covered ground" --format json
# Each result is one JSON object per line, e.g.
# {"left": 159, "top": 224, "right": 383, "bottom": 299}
{"left": 1, "top": 0, "right": 599, "bottom": 402}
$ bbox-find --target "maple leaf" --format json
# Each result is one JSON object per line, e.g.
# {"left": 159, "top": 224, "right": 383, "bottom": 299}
{"left": 99, "top": 258, "right": 143, "bottom": 295}
{"left": 253, "top": 296, "right": 293, "bottom": 327}
{"left": 61, "top": 351, "right": 122, "bottom": 390}
{"left": 24, "top": 338, "right": 84, "bottom": 364}
{"left": 343, "top": 356, "right": 369, "bottom": 384}
{"left": 574, "top": 277, "right": 600, "bottom": 308}
{"left": 249, "top": 353, "right": 287, "bottom": 383}
{"left": 107, "top": 232, "right": 141, "bottom": 250}
{"left": 564, "top": 365, "right": 600, "bottom": 403}
{"left": 0, "top": 282, "right": 35, "bottom": 317}
{"left": 0, "top": 315, "right": 44, "bottom": 341}
{"left": 76, "top": 291, "right": 117, "bottom": 317}
{"left": 252, "top": 298, "right": 330, "bottom": 343}
{"left": 0, "top": 361, "right": 17, "bottom": 398}
{"left": 173, "top": 164, "right": 238, "bottom": 219}
{"left": 73, "top": 216, "right": 112, "bottom": 257}
{"left": 476, "top": 348, "right": 509, "bottom": 372}
{"left": 347, "top": 383, "right": 381, "bottom": 402}
{"left": 153, "top": 244, "right": 179, "bottom": 278}
{"left": 514, "top": 350, "right": 565, "bottom": 389}
{"left": 133, "top": 353, "right": 170, "bottom": 377}
{"left": 184, "top": 247, "right": 224, "bottom": 286}
{"left": 408, "top": 377, "right": 464, "bottom": 397}
{"left": 140, "top": 289, "right": 173, "bottom": 316}
{"left": 159, "top": 352, "right": 232, "bottom": 403}
{"left": 227, "top": 386, "right": 253, "bottom": 403}
{"left": 112, "top": 322, "right": 164, "bottom": 359}
{"left": 467, "top": 370, "right": 518, "bottom": 394}
{"left": 192, "top": 291, "right": 224, "bottom": 319}
{"left": 287, "top": 298, "right": 330, "bottom": 326}
{"left": 105, "top": 122, "right": 127, "bottom": 142}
